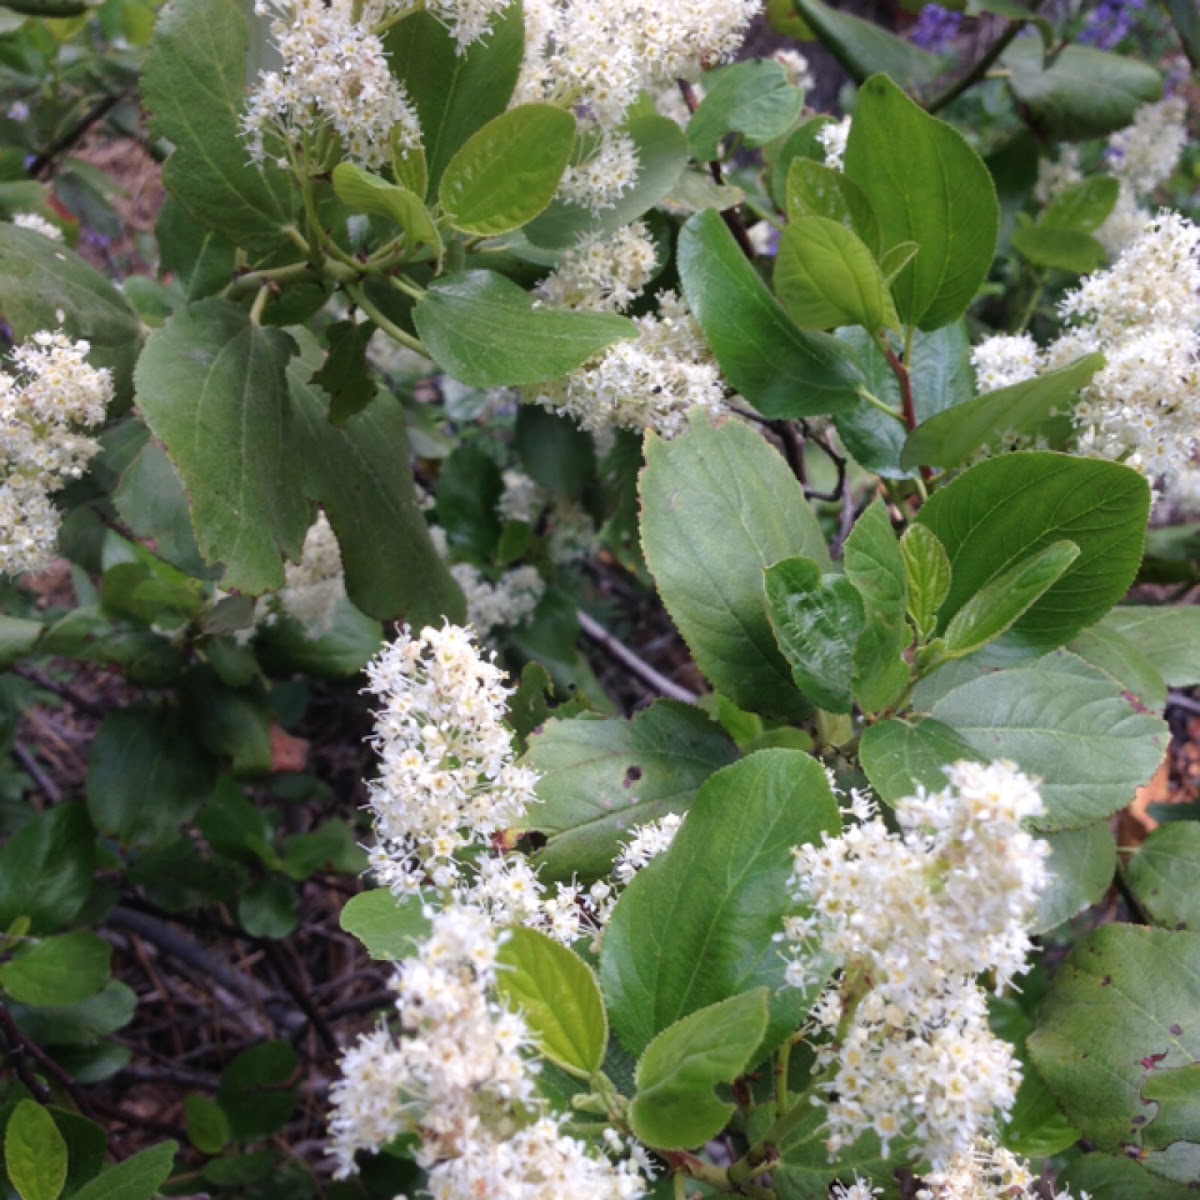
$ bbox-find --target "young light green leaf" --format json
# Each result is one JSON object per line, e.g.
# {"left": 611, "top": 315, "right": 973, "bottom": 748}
{"left": 902, "top": 352, "right": 1103, "bottom": 471}
{"left": 439, "top": 104, "right": 575, "bottom": 236}
{"left": 785, "top": 158, "right": 881, "bottom": 255}
{"left": 339, "top": 890, "right": 430, "bottom": 960}
{"left": 878, "top": 240, "right": 920, "bottom": 283}
{"left": 412, "top": 271, "right": 635, "bottom": 388}
{"left": 391, "top": 137, "right": 428, "bottom": 199}
{"left": 774, "top": 216, "right": 900, "bottom": 333}
{"left": 859, "top": 716, "right": 982, "bottom": 806}
{"left": 764, "top": 556, "right": 865, "bottom": 713}
{"left": 677, "top": 209, "right": 863, "bottom": 419}
{"left": 845, "top": 74, "right": 999, "bottom": 331}
{"left": 1012, "top": 226, "right": 1106, "bottom": 275}
{"left": 0, "top": 931, "right": 111, "bottom": 1007}
{"left": 1040, "top": 176, "right": 1120, "bottom": 233}
{"left": 495, "top": 928, "right": 607, "bottom": 1077}
{"left": 69, "top": 1141, "right": 177, "bottom": 1200}
{"left": 1127, "top": 824, "right": 1200, "bottom": 932}
{"left": 6, "top": 1102, "right": 67, "bottom": 1200}
{"left": 628, "top": 989, "right": 770, "bottom": 1150}
{"left": 331, "top": 163, "right": 440, "bottom": 254}
{"left": 184, "top": 1095, "right": 230, "bottom": 1155}
{"left": 941, "top": 540, "right": 1081, "bottom": 659}
{"left": 639, "top": 412, "right": 828, "bottom": 720}
{"left": 687, "top": 59, "right": 805, "bottom": 161}
{"left": 899, "top": 524, "right": 951, "bottom": 641}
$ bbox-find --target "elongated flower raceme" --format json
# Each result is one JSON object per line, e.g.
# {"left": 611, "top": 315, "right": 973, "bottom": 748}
{"left": 0, "top": 330, "right": 112, "bottom": 577}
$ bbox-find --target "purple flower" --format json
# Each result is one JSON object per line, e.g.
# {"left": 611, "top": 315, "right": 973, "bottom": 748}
{"left": 909, "top": 4, "right": 963, "bottom": 53}
{"left": 1078, "top": 0, "right": 1146, "bottom": 50}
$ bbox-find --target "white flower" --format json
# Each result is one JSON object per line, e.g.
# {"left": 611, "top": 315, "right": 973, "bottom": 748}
{"left": 915, "top": 1137, "right": 1089, "bottom": 1199}
{"left": 496, "top": 470, "right": 545, "bottom": 525}
{"left": 537, "top": 220, "right": 659, "bottom": 314}
{"left": 279, "top": 511, "right": 345, "bottom": 636}
{"left": 818, "top": 116, "right": 852, "bottom": 171}
{"left": 970, "top": 333, "right": 1042, "bottom": 393}
{"left": 450, "top": 562, "right": 545, "bottom": 636}
{"left": 12, "top": 212, "right": 62, "bottom": 241}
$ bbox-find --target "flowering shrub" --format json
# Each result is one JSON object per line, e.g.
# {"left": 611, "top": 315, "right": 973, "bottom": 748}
{"left": 0, "top": 0, "right": 1198, "bottom": 1198}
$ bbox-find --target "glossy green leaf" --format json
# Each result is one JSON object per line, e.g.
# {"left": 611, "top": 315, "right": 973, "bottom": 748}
{"left": 520, "top": 700, "right": 737, "bottom": 882}
{"left": 941, "top": 540, "right": 1080, "bottom": 659}
{"left": 0, "top": 225, "right": 141, "bottom": 406}
{"left": 6, "top": 1102, "right": 67, "bottom": 1200}
{"left": 677, "top": 209, "right": 863, "bottom": 419}
{"left": 1012, "top": 225, "right": 1106, "bottom": 274}
{"left": 845, "top": 74, "right": 999, "bottom": 331}
{"left": 1028, "top": 926, "right": 1200, "bottom": 1149}
{"left": 628, "top": 989, "right": 770, "bottom": 1150}
{"left": 902, "top": 352, "right": 1103, "bottom": 471}
{"left": 789, "top": 0, "right": 943, "bottom": 91}
{"left": 600, "top": 750, "right": 838, "bottom": 1057}
{"left": 859, "top": 716, "right": 982, "bottom": 805}
{"left": 785, "top": 158, "right": 881, "bottom": 256}
{"left": 439, "top": 104, "right": 574, "bottom": 236}
{"left": 1005, "top": 40, "right": 1163, "bottom": 141}
{"left": 496, "top": 928, "right": 607, "bottom": 1076}
{"left": 764, "top": 557, "right": 865, "bottom": 713}
{"left": 687, "top": 60, "right": 805, "bottom": 161}
{"left": 774, "top": 216, "right": 899, "bottom": 332}
{"left": 915, "top": 452, "right": 1150, "bottom": 654}
{"left": 69, "top": 1141, "right": 176, "bottom": 1200}
{"left": 1100, "top": 607, "right": 1200, "bottom": 688}
{"left": 385, "top": 4, "right": 525, "bottom": 190}
{"left": 1041, "top": 176, "right": 1120, "bottom": 232}
{"left": 0, "top": 931, "right": 110, "bottom": 1007}
{"left": 1067, "top": 622, "right": 1167, "bottom": 714}
{"left": 0, "top": 805, "right": 94, "bottom": 935}
{"left": 899, "top": 523, "right": 951, "bottom": 641}
{"left": 930, "top": 650, "right": 1169, "bottom": 830}
{"left": 142, "top": 0, "right": 293, "bottom": 249}
{"left": 1032, "top": 821, "right": 1117, "bottom": 934}
{"left": 1127, "top": 824, "right": 1200, "bottom": 932}
{"left": 185, "top": 1095, "right": 230, "bottom": 1155}
{"left": 331, "top": 163, "right": 440, "bottom": 253}
{"left": 412, "top": 270, "right": 634, "bottom": 388}
{"left": 339, "top": 889, "right": 430, "bottom": 960}
{"left": 639, "top": 412, "right": 828, "bottom": 719}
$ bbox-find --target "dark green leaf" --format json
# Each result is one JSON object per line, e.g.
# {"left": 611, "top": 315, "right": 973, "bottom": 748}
{"left": 156, "top": 196, "right": 236, "bottom": 302}
{"left": 600, "top": 750, "right": 838, "bottom": 1057}
{"left": 6, "top": 1101, "right": 67, "bottom": 1200}
{"left": 515, "top": 404, "right": 594, "bottom": 497}
{"left": 687, "top": 60, "right": 806, "bottom": 161}
{"left": 628, "top": 989, "right": 770, "bottom": 1150}
{"left": 520, "top": 700, "right": 737, "bottom": 882}
{"left": 69, "top": 1141, "right": 176, "bottom": 1200}
{"left": 435, "top": 444, "right": 502, "bottom": 561}
{"left": 859, "top": 716, "right": 982, "bottom": 805}
{"left": 256, "top": 599, "right": 384, "bottom": 679}
{"left": 1032, "top": 822, "right": 1117, "bottom": 934}
{"left": 339, "top": 889, "right": 430, "bottom": 960}
{"left": 0, "top": 805, "right": 95, "bottom": 935}
{"left": 639, "top": 412, "right": 827, "bottom": 719}
{"left": 0, "top": 617, "right": 42, "bottom": 669}
{"left": 1165, "top": 0, "right": 1200, "bottom": 68}
{"left": 845, "top": 74, "right": 999, "bottom": 331}
{"left": 237, "top": 878, "right": 298, "bottom": 939}
{"left": 678, "top": 210, "right": 863, "bottom": 419}
{"left": 0, "top": 931, "right": 110, "bottom": 1008}
{"left": 1063, "top": 1152, "right": 1197, "bottom": 1199}
{"left": 413, "top": 271, "right": 635, "bottom": 388}
{"left": 216, "top": 1042, "right": 297, "bottom": 1143}
{"left": 310, "top": 320, "right": 378, "bottom": 427}
{"left": 1127, "top": 824, "right": 1200, "bottom": 932}
{"left": 764, "top": 557, "right": 865, "bottom": 713}
{"left": 9, "top": 981, "right": 137, "bottom": 1047}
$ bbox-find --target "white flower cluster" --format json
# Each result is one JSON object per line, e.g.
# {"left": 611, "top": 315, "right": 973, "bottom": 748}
{"left": 537, "top": 220, "right": 659, "bottom": 314}
{"left": 784, "top": 760, "right": 1050, "bottom": 1165}
{"left": 515, "top": 0, "right": 759, "bottom": 211}
{"left": 425, "top": 0, "right": 515, "bottom": 51}
{"left": 496, "top": 469, "right": 546, "bottom": 525}
{"left": 450, "top": 561, "right": 545, "bottom": 636}
{"left": 242, "top": 0, "right": 421, "bottom": 169}
{"left": 12, "top": 212, "right": 62, "bottom": 241}
{"left": 915, "top": 1138, "right": 1087, "bottom": 1200}
{"left": 328, "top": 906, "right": 649, "bottom": 1197}
{"left": 612, "top": 811, "right": 683, "bottom": 884}
{"left": 279, "top": 511, "right": 346, "bottom": 636}
{"left": 969, "top": 333, "right": 1041, "bottom": 393}
{"left": 819, "top": 116, "right": 852, "bottom": 172}
{"left": 531, "top": 290, "right": 726, "bottom": 438}
{"left": 0, "top": 331, "right": 112, "bottom": 577}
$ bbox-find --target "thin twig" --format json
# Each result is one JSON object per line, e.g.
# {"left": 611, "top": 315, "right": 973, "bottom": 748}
{"left": 800, "top": 424, "right": 847, "bottom": 504}
{"left": 262, "top": 939, "right": 340, "bottom": 1054}
{"left": 927, "top": 12, "right": 1033, "bottom": 113}
{"left": 0, "top": 1000, "right": 94, "bottom": 1115}
{"left": 577, "top": 611, "right": 697, "bottom": 703}
{"left": 28, "top": 91, "right": 127, "bottom": 178}
{"left": 12, "top": 743, "right": 62, "bottom": 804}
{"left": 13, "top": 665, "right": 108, "bottom": 719}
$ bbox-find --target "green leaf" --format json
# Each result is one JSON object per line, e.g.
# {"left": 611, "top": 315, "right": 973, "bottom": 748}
{"left": 677, "top": 209, "right": 864, "bottom": 419}
{"left": 845, "top": 74, "right": 999, "bottom": 331}
{"left": 1127, "top": 824, "right": 1200, "bottom": 932}
{"left": 1100, "top": 607, "right": 1200, "bottom": 688}
{"left": 899, "top": 523, "right": 951, "bottom": 641}
{"left": 6, "top": 1102, "right": 67, "bottom": 1200}
{"left": 639, "top": 412, "right": 827, "bottom": 719}
{"left": 495, "top": 928, "right": 607, "bottom": 1077}
{"left": 412, "top": 270, "right": 635, "bottom": 388}
{"left": 687, "top": 60, "right": 805, "bottom": 161}
{"left": 142, "top": 0, "right": 293, "bottom": 249}
{"left": 514, "top": 404, "right": 594, "bottom": 497}
{"left": 1067, "top": 622, "right": 1166, "bottom": 714}
{"left": 774, "top": 216, "right": 899, "bottom": 332}
{"left": 237, "top": 878, "right": 298, "bottom": 938}
{"left": 941, "top": 540, "right": 1080, "bottom": 659}
{"left": 0, "top": 805, "right": 94, "bottom": 935}
{"left": 1041, "top": 176, "right": 1120, "bottom": 233}
{"left": 1028, "top": 926, "right": 1200, "bottom": 1150}
{"left": 520, "top": 700, "right": 737, "bottom": 882}
{"left": 600, "top": 750, "right": 838, "bottom": 1058}
{"left": 915, "top": 452, "right": 1150, "bottom": 655}
{"left": 8, "top": 982, "right": 137, "bottom": 1047}
{"left": 785, "top": 158, "right": 881, "bottom": 256}
{"left": 764, "top": 557, "right": 865, "bottom": 713}
{"left": 1032, "top": 821, "right": 1117, "bottom": 934}
{"left": 385, "top": 5, "right": 525, "bottom": 191}
{"left": 628, "top": 989, "right": 770, "bottom": 1150}
{"left": 339, "top": 889, "right": 430, "bottom": 960}
{"left": 0, "top": 225, "right": 141, "bottom": 406}
{"left": 1012, "top": 225, "right": 1106, "bottom": 274}
{"left": 330, "top": 163, "right": 440, "bottom": 255}
{"left": 86, "top": 708, "right": 217, "bottom": 847}
{"left": 310, "top": 319, "right": 378, "bottom": 427}
{"left": 1062, "top": 1153, "right": 1197, "bottom": 1200}
{"left": 789, "top": 0, "right": 943, "bottom": 91}
{"left": 902, "top": 352, "right": 1103, "bottom": 471}
{"left": 156, "top": 196, "right": 238, "bottom": 303}
{"left": 1005, "top": 40, "right": 1163, "bottom": 141}
{"left": 1165, "top": 0, "right": 1200, "bottom": 69}
{"left": 70, "top": 1142, "right": 176, "bottom": 1200}
{"left": 439, "top": 104, "right": 575, "bottom": 236}
{"left": 859, "top": 716, "right": 982, "bottom": 805}
{"left": 929, "top": 650, "right": 1169, "bottom": 831}
{"left": 185, "top": 1096, "right": 230, "bottom": 1155}
{"left": 216, "top": 1042, "right": 297, "bottom": 1143}
{"left": 0, "top": 931, "right": 111, "bottom": 1007}
{"left": 0, "top": 617, "right": 42, "bottom": 669}
{"left": 256, "top": 598, "right": 384, "bottom": 679}
{"left": 134, "top": 299, "right": 309, "bottom": 594}
{"left": 773, "top": 1110, "right": 894, "bottom": 1199}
